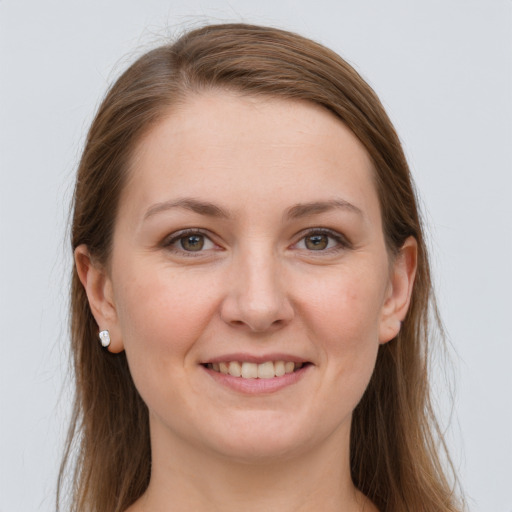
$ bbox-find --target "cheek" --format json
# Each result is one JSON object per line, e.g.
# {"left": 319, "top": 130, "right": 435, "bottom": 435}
{"left": 304, "top": 271, "right": 385, "bottom": 345}
{"left": 300, "top": 269, "right": 386, "bottom": 395}
{"left": 113, "top": 264, "right": 220, "bottom": 364}
{"left": 112, "top": 264, "right": 224, "bottom": 421}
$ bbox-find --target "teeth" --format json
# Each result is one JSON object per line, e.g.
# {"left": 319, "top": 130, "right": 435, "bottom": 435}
{"left": 241, "top": 362, "right": 258, "bottom": 378}
{"left": 257, "top": 361, "right": 275, "bottom": 379}
{"left": 274, "top": 360, "right": 285, "bottom": 377}
{"left": 208, "top": 360, "right": 305, "bottom": 379}
{"left": 228, "top": 361, "right": 242, "bottom": 377}
{"left": 284, "top": 361, "right": 295, "bottom": 373}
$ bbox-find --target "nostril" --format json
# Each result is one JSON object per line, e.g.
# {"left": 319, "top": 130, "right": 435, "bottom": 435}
{"left": 220, "top": 290, "right": 294, "bottom": 332}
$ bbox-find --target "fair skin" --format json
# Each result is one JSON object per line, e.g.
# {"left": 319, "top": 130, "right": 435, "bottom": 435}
{"left": 76, "top": 92, "right": 417, "bottom": 512}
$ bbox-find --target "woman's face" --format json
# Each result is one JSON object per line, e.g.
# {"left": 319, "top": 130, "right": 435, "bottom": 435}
{"left": 86, "top": 92, "right": 414, "bottom": 462}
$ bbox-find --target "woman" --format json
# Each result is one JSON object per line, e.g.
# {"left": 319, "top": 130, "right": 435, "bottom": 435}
{"left": 59, "top": 23, "right": 463, "bottom": 512}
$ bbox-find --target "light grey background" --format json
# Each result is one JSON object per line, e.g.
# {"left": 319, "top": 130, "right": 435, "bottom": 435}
{"left": 1, "top": 1, "right": 510, "bottom": 511}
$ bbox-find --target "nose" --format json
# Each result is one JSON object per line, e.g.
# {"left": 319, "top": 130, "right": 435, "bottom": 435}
{"left": 220, "top": 246, "right": 294, "bottom": 333}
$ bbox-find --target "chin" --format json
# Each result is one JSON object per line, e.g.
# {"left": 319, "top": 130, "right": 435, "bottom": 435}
{"left": 198, "top": 412, "right": 338, "bottom": 464}
{"left": 211, "top": 436, "right": 310, "bottom": 465}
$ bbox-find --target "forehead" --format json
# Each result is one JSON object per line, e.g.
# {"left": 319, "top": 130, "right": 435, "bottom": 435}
{"left": 122, "top": 91, "right": 380, "bottom": 222}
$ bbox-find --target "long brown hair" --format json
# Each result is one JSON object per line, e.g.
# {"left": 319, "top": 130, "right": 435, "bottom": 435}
{"left": 60, "top": 23, "right": 463, "bottom": 512}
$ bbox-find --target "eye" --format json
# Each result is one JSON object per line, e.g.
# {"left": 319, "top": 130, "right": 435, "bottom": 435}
{"left": 164, "top": 230, "right": 217, "bottom": 254}
{"left": 180, "top": 234, "right": 207, "bottom": 251}
{"left": 293, "top": 229, "right": 350, "bottom": 252}
{"left": 304, "top": 233, "right": 331, "bottom": 250}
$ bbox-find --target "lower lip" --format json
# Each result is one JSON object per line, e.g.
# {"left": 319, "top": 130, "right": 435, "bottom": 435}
{"left": 202, "top": 364, "right": 311, "bottom": 394}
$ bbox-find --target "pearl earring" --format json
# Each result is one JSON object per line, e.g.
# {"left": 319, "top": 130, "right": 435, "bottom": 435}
{"left": 99, "top": 330, "right": 111, "bottom": 348}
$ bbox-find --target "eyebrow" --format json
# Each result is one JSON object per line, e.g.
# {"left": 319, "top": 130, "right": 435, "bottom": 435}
{"left": 143, "top": 198, "right": 231, "bottom": 220}
{"left": 285, "top": 199, "right": 363, "bottom": 219}
{"left": 143, "top": 197, "right": 363, "bottom": 222}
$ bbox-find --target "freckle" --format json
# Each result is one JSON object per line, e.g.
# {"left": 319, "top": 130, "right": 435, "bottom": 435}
{"left": 347, "top": 290, "right": 358, "bottom": 302}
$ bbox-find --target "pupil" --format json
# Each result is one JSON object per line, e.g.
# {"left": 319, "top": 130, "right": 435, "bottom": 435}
{"left": 306, "top": 234, "right": 328, "bottom": 250}
{"left": 181, "top": 235, "right": 204, "bottom": 251}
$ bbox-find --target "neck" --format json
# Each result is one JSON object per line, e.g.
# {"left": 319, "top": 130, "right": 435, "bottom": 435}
{"left": 129, "top": 419, "right": 377, "bottom": 512}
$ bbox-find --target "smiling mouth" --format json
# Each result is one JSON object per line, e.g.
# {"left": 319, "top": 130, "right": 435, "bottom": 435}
{"left": 204, "top": 361, "right": 308, "bottom": 379}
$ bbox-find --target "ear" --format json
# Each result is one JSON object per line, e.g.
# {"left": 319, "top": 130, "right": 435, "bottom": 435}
{"left": 74, "top": 245, "right": 124, "bottom": 353}
{"left": 379, "top": 236, "right": 418, "bottom": 344}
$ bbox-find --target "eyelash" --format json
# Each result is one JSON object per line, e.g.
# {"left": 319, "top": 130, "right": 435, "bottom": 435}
{"left": 293, "top": 228, "right": 352, "bottom": 254}
{"left": 162, "top": 228, "right": 351, "bottom": 256}
{"left": 163, "top": 229, "right": 219, "bottom": 257}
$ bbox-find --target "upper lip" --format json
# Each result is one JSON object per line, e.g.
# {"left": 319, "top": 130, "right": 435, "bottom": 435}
{"left": 201, "top": 353, "right": 310, "bottom": 365}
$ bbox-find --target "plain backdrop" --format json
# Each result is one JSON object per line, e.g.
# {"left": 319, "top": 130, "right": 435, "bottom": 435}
{"left": 0, "top": 1, "right": 510, "bottom": 511}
